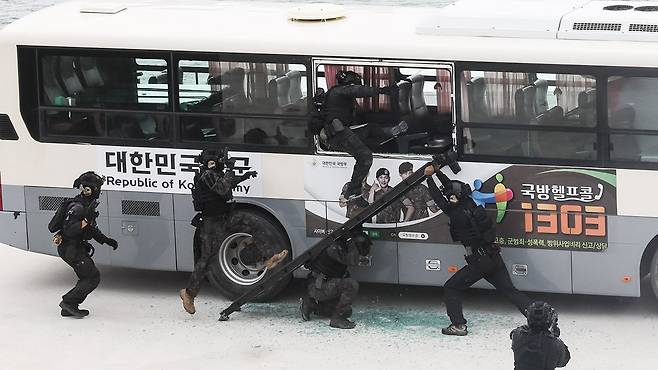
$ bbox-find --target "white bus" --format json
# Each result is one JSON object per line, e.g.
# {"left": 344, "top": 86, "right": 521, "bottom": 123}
{"left": 1, "top": 0, "right": 658, "bottom": 301}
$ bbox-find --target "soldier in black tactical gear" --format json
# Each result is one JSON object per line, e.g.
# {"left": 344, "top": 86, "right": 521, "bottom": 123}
{"left": 426, "top": 163, "right": 532, "bottom": 336}
{"left": 179, "top": 148, "right": 259, "bottom": 314}
{"left": 299, "top": 228, "right": 372, "bottom": 329}
{"left": 511, "top": 301, "right": 570, "bottom": 370}
{"left": 322, "top": 70, "right": 406, "bottom": 208}
{"left": 50, "top": 171, "right": 118, "bottom": 318}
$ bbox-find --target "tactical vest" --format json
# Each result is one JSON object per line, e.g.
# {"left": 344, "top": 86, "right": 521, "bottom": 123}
{"left": 449, "top": 202, "right": 496, "bottom": 246}
{"left": 192, "top": 170, "right": 232, "bottom": 215}
{"left": 310, "top": 246, "right": 348, "bottom": 278}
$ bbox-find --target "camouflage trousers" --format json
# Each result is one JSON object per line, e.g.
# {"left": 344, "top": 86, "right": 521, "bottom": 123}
{"left": 306, "top": 275, "right": 359, "bottom": 318}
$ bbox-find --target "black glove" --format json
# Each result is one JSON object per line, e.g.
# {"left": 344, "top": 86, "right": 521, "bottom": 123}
{"left": 106, "top": 238, "right": 119, "bottom": 250}
{"left": 379, "top": 85, "right": 398, "bottom": 95}
{"left": 241, "top": 171, "right": 258, "bottom": 181}
{"left": 551, "top": 324, "right": 561, "bottom": 338}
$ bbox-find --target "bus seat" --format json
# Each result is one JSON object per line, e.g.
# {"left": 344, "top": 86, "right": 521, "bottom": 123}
{"left": 610, "top": 104, "right": 635, "bottom": 129}
{"left": 514, "top": 85, "right": 536, "bottom": 123}
{"left": 534, "top": 79, "right": 549, "bottom": 114}
{"left": 467, "top": 77, "right": 487, "bottom": 122}
{"left": 275, "top": 75, "right": 291, "bottom": 107}
{"left": 410, "top": 74, "right": 429, "bottom": 120}
{"left": 397, "top": 80, "right": 412, "bottom": 121}
{"left": 248, "top": 70, "right": 268, "bottom": 99}
{"left": 41, "top": 56, "right": 67, "bottom": 105}
{"left": 578, "top": 89, "right": 596, "bottom": 127}
{"left": 58, "top": 56, "right": 84, "bottom": 97}
{"left": 286, "top": 70, "right": 303, "bottom": 103}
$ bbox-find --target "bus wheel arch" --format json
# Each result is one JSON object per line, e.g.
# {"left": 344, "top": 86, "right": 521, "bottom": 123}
{"left": 640, "top": 234, "right": 658, "bottom": 299}
{"left": 206, "top": 206, "right": 293, "bottom": 301}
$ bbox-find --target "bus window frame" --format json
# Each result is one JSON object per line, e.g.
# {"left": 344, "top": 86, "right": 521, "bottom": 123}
{"left": 171, "top": 51, "right": 314, "bottom": 154}
{"left": 311, "top": 57, "right": 456, "bottom": 159}
{"left": 20, "top": 46, "right": 316, "bottom": 154}
{"left": 455, "top": 61, "right": 610, "bottom": 168}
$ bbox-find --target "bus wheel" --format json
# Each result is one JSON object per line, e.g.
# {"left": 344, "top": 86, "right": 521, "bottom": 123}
{"left": 207, "top": 209, "right": 292, "bottom": 301}
{"left": 651, "top": 248, "right": 658, "bottom": 300}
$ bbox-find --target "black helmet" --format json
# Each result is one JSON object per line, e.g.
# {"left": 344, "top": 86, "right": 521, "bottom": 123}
{"left": 196, "top": 149, "right": 223, "bottom": 169}
{"left": 346, "top": 231, "right": 372, "bottom": 256}
{"left": 527, "top": 301, "right": 554, "bottom": 330}
{"left": 441, "top": 180, "right": 472, "bottom": 201}
{"left": 336, "top": 70, "right": 362, "bottom": 86}
{"left": 73, "top": 171, "right": 105, "bottom": 199}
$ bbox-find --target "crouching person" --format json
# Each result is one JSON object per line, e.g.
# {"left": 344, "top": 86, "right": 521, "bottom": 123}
{"left": 300, "top": 228, "right": 371, "bottom": 329}
{"left": 511, "top": 301, "right": 570, "bottom": 370}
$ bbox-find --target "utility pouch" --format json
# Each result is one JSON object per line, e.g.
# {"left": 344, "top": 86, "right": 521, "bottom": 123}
{"left": 53, "top": 233, "right": 63, "bottom": 247}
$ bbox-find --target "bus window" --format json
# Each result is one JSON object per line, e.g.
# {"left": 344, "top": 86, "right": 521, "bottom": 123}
{"left": 607, "top": 76, "right": 658, "bottom": 163}
{"left": 178, "top": 60, "right": 308, "bottom": 116}
{"left": 461, "top": 70, "right": 597, "bottom": 160}
{"left": 107, "top": 113, "right": 170, "bottom": 141}
{"left": 43, "top": 110, "right": 103, "bottom": 137}
{"left": 316, "top": 64, "right": 453, "bottom": 155}
{"left": 179, "top": 116, "right": 308, "bottom": 147}
{"left": 39, "top": 55, "right": 169, "bottom": 111}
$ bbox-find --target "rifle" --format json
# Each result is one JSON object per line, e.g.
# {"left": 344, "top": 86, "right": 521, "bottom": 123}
{"left": 218, "top": 150, "right": 460, "bottom": 321}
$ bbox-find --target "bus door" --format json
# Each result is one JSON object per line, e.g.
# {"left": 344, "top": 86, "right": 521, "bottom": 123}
{"left": 311, "top": 58, "right": 455, "bottom": 284}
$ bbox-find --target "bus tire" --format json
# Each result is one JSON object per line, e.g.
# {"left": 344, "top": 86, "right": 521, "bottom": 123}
{"left": 207, "top": 209, "right": 292, "bottom": 301}
{"left": 651, "top": 248, "right": 658, "bottom": 301}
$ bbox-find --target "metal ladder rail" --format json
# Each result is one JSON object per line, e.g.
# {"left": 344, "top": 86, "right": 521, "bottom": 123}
{"left": 218, "top": 160, "right": 436, "bottom": 321}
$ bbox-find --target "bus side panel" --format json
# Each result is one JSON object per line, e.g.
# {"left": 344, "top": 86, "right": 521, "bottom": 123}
{"left": 398, "top": 242, "right": 465, "bottom": 287}
{"left": 0, "top": 184, "right": 28, "bottom": 249}
{"left": 107, "top": 190, "right": 176, "bottom": 271}
{"left": 24, "top": 187, "right": 111, "bottom": 264}
{"left": 0, "top": 211, "right": 27, "bottom": 250}
{"left": 173, "top": 193, "right": 195, "bottom": 272}
{"left": 349, "top": 238, "right": 399, "bottom": 284}
{"left": 2, "top": 183, "right": 26, "bottom": 212}
{"left": 498, "top": 248, "right": 572, "bottom": 294}
{"left": 572, "top": 215, "right": 650, "bottom": 297}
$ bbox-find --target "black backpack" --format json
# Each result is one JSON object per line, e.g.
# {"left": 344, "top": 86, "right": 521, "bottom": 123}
{"left": 48, "top": 199, "right": 73, "bottom": 233}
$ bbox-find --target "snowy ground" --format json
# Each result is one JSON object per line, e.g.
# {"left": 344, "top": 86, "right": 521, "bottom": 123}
{"left": 1, "top": 243, "right": 656, "bottom": 370}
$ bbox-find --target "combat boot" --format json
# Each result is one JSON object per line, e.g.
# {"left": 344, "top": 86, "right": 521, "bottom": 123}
{"left": 441, "top": 323, "right": 468, "bottom": 336}
{"left": 389, "top": 120, "right": 409, "bottom": 137}
{"left": 265, "top": 250, "right": 289, "bottom": 269}
{"left": 300, "top": 297, "right": 317, "bottom": 321}
{"left": 179, "top": 288, "right": 196, "bottom": 314}
{"left": 59, "top": 301, "right": 89, "bottom": 318}
{"left": 329, "top": 316, "right": 356, "bottom": 329}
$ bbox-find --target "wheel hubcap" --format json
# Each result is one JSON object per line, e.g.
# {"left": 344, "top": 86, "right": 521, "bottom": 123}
{"left": 218, "top": 232, "right": 267, "bottom": 286}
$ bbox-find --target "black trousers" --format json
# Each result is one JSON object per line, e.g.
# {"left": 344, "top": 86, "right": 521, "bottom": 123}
{"left": 186, "top": 215, "right": 228, "bottom": 297}
{"left": 307, "top": 276, "right": 359, "bottom": 318}
{"left": 444, "top": 253, "right": 531, "bottom": 325}
{"left": 328, "top": 128, "right": 373, "bottom": 196}
{"left": 57, "top": 240, "right": 100, "bottom": 306}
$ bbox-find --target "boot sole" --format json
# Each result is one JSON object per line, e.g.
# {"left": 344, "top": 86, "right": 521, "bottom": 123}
{"left": 59, "top": 302, "right": 86, "bottom": 318}
{"left": 179, "top": 289, "right": 196, "bottom": 315}
{"left": 441, "top": 329, "right": 468, "bottom": 336}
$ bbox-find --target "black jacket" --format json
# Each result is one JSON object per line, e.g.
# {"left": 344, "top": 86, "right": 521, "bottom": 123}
{"left": 511, "top": 325, "right": 571, "bottom": 370}
{"left": 61, "top": 195, "right": 110, "bottom": 244}
{"left": 324, "top": 84, "right": 381, "bottom": 126}
{"left": 310, "top": 240, "right": 363, "bottom": 278}
{"left": 427, "top": 172, "right": 496, "bottom": 248}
